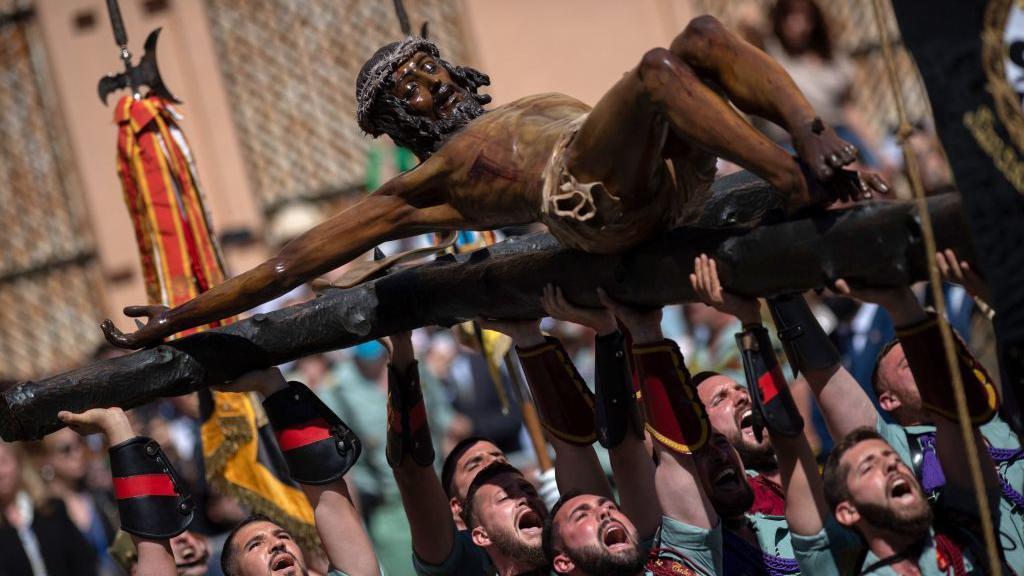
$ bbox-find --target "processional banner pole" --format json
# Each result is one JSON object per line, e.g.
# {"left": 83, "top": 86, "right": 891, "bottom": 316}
{"left": 96, "top": 0, "right": 318, "bottom": 548}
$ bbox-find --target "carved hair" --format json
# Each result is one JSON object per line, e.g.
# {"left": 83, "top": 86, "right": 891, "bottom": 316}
{"left": 356, "top": 38, "right": 491, "bottom": 160}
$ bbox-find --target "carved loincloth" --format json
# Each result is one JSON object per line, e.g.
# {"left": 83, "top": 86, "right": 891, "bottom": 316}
{"left": 540, "top": 114, "right": 717, "bottom": 254}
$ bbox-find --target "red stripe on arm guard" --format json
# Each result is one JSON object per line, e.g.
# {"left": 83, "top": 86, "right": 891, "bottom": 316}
{"left": 896, "top": 313, "right": 999, "bottom": 425}
{"left": 113, "top": 474, "right": 177, "bottom": 499}
{"left": 386, "top": 361, "right": 435, "bottom": 468}
{"left": 106, "top": 436, "right": 194, "bottom": 539}
{"left": 275, "top": 418, "right": 332, "bottom": 451}
{"left": 631, "top": 341, "right": 709, "bottom": 454}
{"left": 756, "top": 369, "right": 782, "bottom": 404}
{"left": 737, "top": 327, "right": 804, "bottom": 438}
{"left": 516, "top": 337, "right": 597, "bottom": 446}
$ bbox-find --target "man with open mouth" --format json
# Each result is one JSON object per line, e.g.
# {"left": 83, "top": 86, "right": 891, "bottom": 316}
{"left": 820, "top": 424, "right": 1004, "bottom": 575}
{"left": 542, "top": 294, "right": 721, "bottom": 576}
{"left": 829, "top": 265, "right": 1024, "bottom": 575}
{"left": 108, "top": 528, "right": 212, "bottom": 575}
{"left": 168, "top": 530, "right": 211, "bottom": 576}
{"left": 460, "top": 462, "right": 552, "bottom": 576}
{"left": 694, "top": 369, "right": 786, "bottom": 515}
{"left": 383, "top": 312, "right": 610, "bottom": 576}
{"left": 690, "top": 255, "right": 866, "bottom": 575}
{"left": 212, "top": 368, "right": 379, "bottom": 576}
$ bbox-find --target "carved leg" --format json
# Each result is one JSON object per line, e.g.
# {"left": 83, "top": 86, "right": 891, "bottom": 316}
{"left": 569, "top": 52, "right": 805, "bottom": 211}
{"left": 672, "top": 15, "right": 856, "bottom": 180}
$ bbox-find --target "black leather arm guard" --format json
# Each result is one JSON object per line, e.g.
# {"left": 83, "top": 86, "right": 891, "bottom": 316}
{"left": 386, "top": 361, "right": 435, "bottom": 468}
{"left": 109, "top": 436, "right": 194, "bottom": 539}
{"left": 594, "top": 331, "right": 643, "bottom": 449}
{"left": 767, "top": 293, "right": 840, "bottom": 377}
{"left": 737, "top": 326, "right": 804, "bottom": 440}
{"left": 263, "top": 381, "right": 361, "bottom": 485}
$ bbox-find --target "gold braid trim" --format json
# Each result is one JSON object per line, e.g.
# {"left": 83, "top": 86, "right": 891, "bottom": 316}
{"left": 201, "top": 392, "right": 318, "bottom": 551}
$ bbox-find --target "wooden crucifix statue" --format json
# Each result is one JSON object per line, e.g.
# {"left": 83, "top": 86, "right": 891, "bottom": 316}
{"left": 102, "top": 15, "right": 887, "bottom": 349}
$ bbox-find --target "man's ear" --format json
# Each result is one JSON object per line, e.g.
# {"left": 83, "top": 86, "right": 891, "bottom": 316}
{"left": 471, "top": 525, "right": 492, "bottom": 549}
{"left": 835, "top": 500, "right": 860, "bottom": 528}
{"left": 450, "top": 497, "right": 467, "bottom": 530}
{"left": 553, "top": 552, "right": 575, "bottom": 574}
{"left": 878, "top": 389, "right": 901, "bottom": 413}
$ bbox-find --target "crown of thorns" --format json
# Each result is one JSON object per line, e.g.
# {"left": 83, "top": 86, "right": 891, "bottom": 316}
{"left": 356, "top": 36, "right": 440, "bottom": 134}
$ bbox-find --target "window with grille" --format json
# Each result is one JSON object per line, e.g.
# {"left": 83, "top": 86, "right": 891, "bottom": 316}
{"left": 0, "top": 2, "right": 105, "bottom": 380}
{"left": 203, "top": 0, "right": 472, "bottom": 212}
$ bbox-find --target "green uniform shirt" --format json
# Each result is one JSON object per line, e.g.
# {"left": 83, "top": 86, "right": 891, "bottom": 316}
{"left": 788, "top": 516, "right": 864, "bottom": 576}
{"left": 412, "top": 528, "right": 492, "bottom": 576}
{"left": 877, "top": 415, "right": 1024, "bottom": 574}
{"left": 858, "top": 527, "right": 981, "bottom": 575}
{"left": 645, "top": 516, "right": 723, "bottom": 575}
{"left": 544, "top": 516, "right": 720, "bottom": 576}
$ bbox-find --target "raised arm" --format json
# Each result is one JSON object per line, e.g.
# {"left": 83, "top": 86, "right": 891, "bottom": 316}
{"left": 692, "top": 256, "right": 863, "bottom": 575}
{"left": 689, "top": 255, "right": 826, "bottom": 535}
{"left": 600, "top": 291, "right": 717, "bottom": 531}
{"left": 103, "top": 155, "right": 458, "bottom": 349}
{"left": 540, "top": 285, "right": 660, "bottom": 538}
{"left": 477, "top": 316, "right": 612, "bottom": 499}
{"left": 59, "top": 407, "right": 184, "bottom": 576}
{"left": 878, "top": 288, "right": 1000, "bottom": 494}
{"left": 763, "top": 281, "right": 877, "bottom": 441}
{"left": 380, "top": 330, "right": 458, "bottom": 567}
{"left": 225, "top": 369, "right": 379, "bottom": 576}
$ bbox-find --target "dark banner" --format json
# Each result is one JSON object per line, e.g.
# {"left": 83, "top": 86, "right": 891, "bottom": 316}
{"left": 892, "top": 0, "right": 1024, "bottom": 432}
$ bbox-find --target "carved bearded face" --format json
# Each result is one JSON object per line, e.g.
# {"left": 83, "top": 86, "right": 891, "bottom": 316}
{"left": 391, "top": 51, "right": 467, "bottom": 122}
{"left": 379, "top": 51, "right": 487, "bottom": 158}
{"left": 356, "top": 40, "right": 491, "bottom": 160}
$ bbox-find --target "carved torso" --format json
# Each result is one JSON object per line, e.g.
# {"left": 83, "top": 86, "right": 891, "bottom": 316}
{"left": 435, "top": 93, "right": 592, "bottom": 228}
{"left": 431, "top": 92, "right": 708, "bottom": 254}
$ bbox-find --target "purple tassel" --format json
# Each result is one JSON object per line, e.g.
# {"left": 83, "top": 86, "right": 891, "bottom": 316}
{"left": 917, "top": 433, "right": 1024, "bottom": 509}
{"left": 723, "top": 527, "right": 801, "bottom": 575}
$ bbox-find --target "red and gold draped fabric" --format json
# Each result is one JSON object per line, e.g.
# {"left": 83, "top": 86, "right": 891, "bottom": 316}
{"left": 115, "top": 96, "right": 226, "bottom": 312}
{"left": 113, "top": 95, "right": 316, "bottom": 546}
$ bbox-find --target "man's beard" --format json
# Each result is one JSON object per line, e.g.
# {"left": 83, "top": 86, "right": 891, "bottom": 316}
{"left": 731, "top": 432, "right": 777, "bottom": 472}
{"left": 710, "top": 481, "right": 755, "bottom": 519}
{"left": 566, "top": 542, "right": 645, "bottom": 576}
{"left": 856, "top": 499, "right": 933, "bottom": 537}
{"left": 419, "top": 95, "right": 486, "bottom": 151}
{"left": 490, "top": 524, "right": 547, "bottom": 569}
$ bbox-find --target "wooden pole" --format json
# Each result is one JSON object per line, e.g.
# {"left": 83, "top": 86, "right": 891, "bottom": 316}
{"left": 0, "top": 174, "right": 974, "bottom": 441}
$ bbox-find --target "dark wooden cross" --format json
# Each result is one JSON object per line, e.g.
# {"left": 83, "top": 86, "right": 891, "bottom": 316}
{"left": 0, "top": 171, "right": 972, "bottom": 441}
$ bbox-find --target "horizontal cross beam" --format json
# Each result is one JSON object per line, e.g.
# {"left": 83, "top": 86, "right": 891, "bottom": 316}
{"left": 0, "top": 172, "right": 972, "bottom": 441}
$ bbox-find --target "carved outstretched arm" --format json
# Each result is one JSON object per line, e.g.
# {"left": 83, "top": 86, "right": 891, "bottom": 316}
{"left": 103, "top": 157, "right": 455, "bottom": 349}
